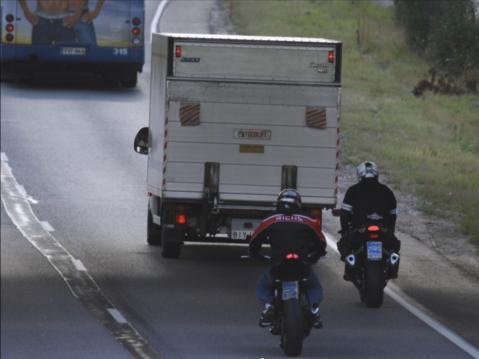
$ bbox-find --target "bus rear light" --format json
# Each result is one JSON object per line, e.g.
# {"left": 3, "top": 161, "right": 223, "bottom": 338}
{"left": 176, "top": 214, "right": 187, "bottom": 225}
{"left": 175, "top": 46, "right": 181, "bottom": 57}
{"left": 131, "top": 27, "right": 141, "bottom": 36}
{"left": 6, "top": 14, "right": 15, "bottom": 23}
{"left": 5, "top": 34, "right": 14, "bottom": 42}
{"left": 132, "top": 17, "right": 141, "bottom": 26}
{"left": 6, "top": 24, "right": 14, "bottom": 33}
{"left": 328, "top": 50, "right": 334, "bottom": 63}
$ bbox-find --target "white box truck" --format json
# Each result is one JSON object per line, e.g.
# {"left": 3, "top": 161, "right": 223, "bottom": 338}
{"left": 134, "top": 33, "right": 342, "bottom": 258}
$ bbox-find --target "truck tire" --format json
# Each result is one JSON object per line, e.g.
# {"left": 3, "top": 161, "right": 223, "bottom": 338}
{"left": 282, "top": 299, "right": 303, "bottom": 357}
{"left": 147, "top": 210, "right": 162, "bottom": 246}
{"left": 365, "top": 262, "right": 385, "bottom": 308}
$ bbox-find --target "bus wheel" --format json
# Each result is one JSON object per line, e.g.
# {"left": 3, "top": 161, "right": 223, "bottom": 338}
{"left": 121, "top": 71, "right": 137, "bottom": 88}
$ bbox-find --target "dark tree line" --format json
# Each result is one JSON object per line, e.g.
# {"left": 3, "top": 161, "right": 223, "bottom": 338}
{"left": 394, "top": 0, "right": 478, "bottom": 92}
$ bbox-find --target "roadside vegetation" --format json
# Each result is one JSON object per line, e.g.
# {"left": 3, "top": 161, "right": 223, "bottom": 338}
{"left": 228, "top": 0, "right": 479, "bottom": 245}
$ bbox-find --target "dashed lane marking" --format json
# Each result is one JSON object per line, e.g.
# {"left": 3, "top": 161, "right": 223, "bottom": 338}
{"left": 1, "top": 153, "right": 163, "bottom": 359}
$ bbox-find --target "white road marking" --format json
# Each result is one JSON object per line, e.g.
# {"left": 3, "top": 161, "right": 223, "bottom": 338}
{"left": 72, "top": 258, "right": 87, "bottom": 272}
{"left": 108, "top": 308, "right": 129, "bottom": 324}
{"left": 150, "top": 0, "right": 170, "bottom": 40}
{"left": 1, "top": 153, "right": 160, "bottom": 358}
{"left": 324, "top": 232, "right": 479, "bottom": 358}
{"left": 40, "top": 221, "right": 55, "bottom": 232}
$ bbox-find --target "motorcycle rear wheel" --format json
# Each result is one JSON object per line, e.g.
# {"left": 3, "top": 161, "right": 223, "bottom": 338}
{"left": 365, "top": 262, "right": 385, "bottom": 308}
{"left": 282, "top": 299, "right": 304, "bottom": 356}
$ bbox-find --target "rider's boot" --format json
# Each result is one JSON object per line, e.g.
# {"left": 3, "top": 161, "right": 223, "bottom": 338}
{"left": 310, "top": 305, "right": 323, "bottom": 329}
{"left": 259, "top": 303, "right": 275, "bottom": 327}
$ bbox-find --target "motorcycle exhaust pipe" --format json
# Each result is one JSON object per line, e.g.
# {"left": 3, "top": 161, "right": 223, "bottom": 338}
{"left": 346, "top": 254, "right": 356, "bottom": 267}
{"left": 390, "top": 253, "right": 400, "bottom": 266}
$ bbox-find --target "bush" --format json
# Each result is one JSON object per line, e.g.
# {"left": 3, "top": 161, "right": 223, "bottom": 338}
{"left": 394, "top": 0, "right": 478, "bottom": 89}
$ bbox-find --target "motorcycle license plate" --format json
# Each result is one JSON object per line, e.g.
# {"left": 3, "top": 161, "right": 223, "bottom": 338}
{"left": 282, "top": 281, "right": 299, "bottom": 301}
{"left": 367, "top": 241, "right": 383, "bottom": 260}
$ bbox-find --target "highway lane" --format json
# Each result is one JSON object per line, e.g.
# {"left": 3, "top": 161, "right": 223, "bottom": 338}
{"left": 1, "top": 0, "right": 477, "bottom": 358}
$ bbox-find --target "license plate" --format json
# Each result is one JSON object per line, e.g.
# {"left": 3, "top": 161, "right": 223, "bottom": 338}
{"left": 282, "top": 281, "right": 299, "bottom": 301}
{"left": 367, "top": 241, "right": 383, "bottom": 260}
{"left": 231, "top": 218, "right": 261, "bottom": 240}
{"left": 61, "top": 47, "right": 86, "bottom": 56}
{"left": 231, "top": 230, "right": 252, "bottom": 240}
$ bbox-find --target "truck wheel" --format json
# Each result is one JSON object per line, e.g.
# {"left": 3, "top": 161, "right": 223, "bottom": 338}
{"left": 282, "top": 299, "right": 303, "bottom": 356}
{"left": 147, "top": 210, "right": 162, "bottom": 246}
{"left": 365, "top": 262, "right": 385, "bottom": 308}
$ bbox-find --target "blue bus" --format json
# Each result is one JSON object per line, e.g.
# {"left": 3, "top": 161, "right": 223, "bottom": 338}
{"left": 1, "top": 0, "right": 144, "bottom": 87}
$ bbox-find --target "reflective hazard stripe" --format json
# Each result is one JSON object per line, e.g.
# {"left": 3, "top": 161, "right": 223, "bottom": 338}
{"left": 305, "top": 106, "right": 327, "bottom": 129}
{"left": 180, "top": 103, "right": 200, "bottom": 126}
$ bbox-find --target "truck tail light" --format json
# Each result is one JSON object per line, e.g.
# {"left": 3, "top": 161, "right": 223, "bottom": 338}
{"left": 328, "top": 50, "right": 334, "bottom": 63}
{"left": 176, "top": 214, "right": 187, "bottom": 225}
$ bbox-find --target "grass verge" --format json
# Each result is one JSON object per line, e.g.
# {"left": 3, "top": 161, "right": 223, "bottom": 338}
{"left": 228, "top": 0, "right": 479, "bottom": 245}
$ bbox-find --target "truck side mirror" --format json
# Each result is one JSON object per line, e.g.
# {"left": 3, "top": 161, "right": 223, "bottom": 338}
{"left": 134, "top": 127, "right": 149, "bottom": 155}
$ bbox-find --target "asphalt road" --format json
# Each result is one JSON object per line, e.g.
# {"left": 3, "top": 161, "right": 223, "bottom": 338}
{"left": 1, "top": 1, "right": 478, "bottom": 358}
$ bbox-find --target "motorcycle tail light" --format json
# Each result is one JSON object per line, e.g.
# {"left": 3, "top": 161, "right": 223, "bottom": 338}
{"left": 286, "top": 253, "right": 299, "bottom": 260}
{"left": 367, "top": 225, "right": 380, "bottom": 232}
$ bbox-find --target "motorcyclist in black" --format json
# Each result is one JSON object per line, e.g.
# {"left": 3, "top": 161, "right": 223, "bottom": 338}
{"left": 337, "top": 161, "right": 401, "bottom": 280}
{"left": 249, "top": 189, "right": 327, "bottom": 327}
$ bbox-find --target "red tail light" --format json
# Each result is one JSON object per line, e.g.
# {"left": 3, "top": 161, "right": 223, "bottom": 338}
{"left": 176, "top": 214, "right": 187, "bottom": 225}
{"left": 369, "top": 234, "right": 380, "bottom": 239}
{"left": 367, "top": 225, "right": 380, "bottom": 232}
{"left": 131, "top": 27, "right": 141, "bottom": 36}
{"left": 286, "top": 253, "right": 299, "bottom": 260}
{"left": 328, "top": 50, "right": 334, "bottom": 63}
{"left": 6, "top": 24, "right": 14, "bottom": 33}
{"left": 6, "top": 14, "right": 15, "bottom": 23}
{"left": 132, "top": 17, "right": 141, "bottom": 26}
{"left": 175, "top": 46, "right": 182, "bottom": 58}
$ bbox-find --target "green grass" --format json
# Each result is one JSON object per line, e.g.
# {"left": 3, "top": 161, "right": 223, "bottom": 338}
{"left": 228, "top": 0, "right": 479, "bottom": 245}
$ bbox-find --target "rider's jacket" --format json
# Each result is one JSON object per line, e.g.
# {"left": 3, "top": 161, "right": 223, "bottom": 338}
{"left": 249, "top": 211, "right": 327, "bottom": 266}
{"left": 340, "top": 178, "right": 397, "bottom": 232}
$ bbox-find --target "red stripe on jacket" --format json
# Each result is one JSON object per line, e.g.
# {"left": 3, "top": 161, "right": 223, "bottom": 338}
{"left": 249, "top": 214, "right": 326, "bottom": 243}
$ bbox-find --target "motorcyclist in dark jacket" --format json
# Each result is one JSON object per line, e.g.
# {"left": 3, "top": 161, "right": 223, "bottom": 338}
{"left": 337, "top": 161, "right": 401, "bottom": 280}
{"left": 249, "top": 189, "right": 327, "bottom": 327}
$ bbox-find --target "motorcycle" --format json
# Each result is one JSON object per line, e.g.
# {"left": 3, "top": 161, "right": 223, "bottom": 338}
{"left": 344, "top": 222, "right": 400, "bottom": 308}
{"left": 256, "top": 253, "right": 319, "bottom": 357}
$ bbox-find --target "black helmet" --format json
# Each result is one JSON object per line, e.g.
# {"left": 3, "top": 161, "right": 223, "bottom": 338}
{"left": 277, "top": 188, "right": 302, "bottom": 211}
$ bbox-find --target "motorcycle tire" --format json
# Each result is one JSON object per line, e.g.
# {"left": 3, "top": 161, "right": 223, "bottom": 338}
{"left": 147, "top": 209, "right": 162, "bottom": 246}
{"left": 365, "top": 262, "right": 385, "bottom": 308}
{"left": 282, "top": 299, "right": 304, "bottom": 357}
